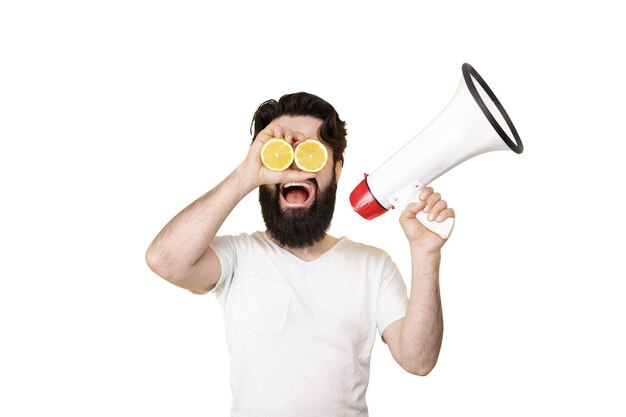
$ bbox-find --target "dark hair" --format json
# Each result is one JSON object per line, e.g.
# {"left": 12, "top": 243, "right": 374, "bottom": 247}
{"left": 250, "top": 92, "right": 347, "bottom": 165}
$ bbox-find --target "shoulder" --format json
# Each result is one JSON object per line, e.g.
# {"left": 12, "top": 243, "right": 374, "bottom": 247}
{"left": 211, "top": 231, "right": 264, "bottom": 251}
{"left": 339, "top": 236, "right": 394, "bottom": 263}
{"left": 337, "top": 237, "right": 400, "bottom": 280}
{"left": 214, "top": 231, "right": 260, "bottom": 242}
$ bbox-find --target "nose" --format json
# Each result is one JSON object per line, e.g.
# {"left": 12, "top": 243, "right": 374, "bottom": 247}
{"left": 289, "top": 157, "right": 300, "bottom": 171}
{"left": 288, "top": 137, "right": 306, "bottom": 170}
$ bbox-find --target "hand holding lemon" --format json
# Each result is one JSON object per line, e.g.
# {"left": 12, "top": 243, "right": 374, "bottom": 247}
{"left": 236, "top": 122, "right": 328, "bottom": 190}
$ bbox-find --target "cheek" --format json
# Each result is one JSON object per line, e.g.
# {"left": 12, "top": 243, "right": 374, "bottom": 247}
{"left": 259, "top": 185, "right": 281, "bottom": 204}
{"left": 261, "top": 184, "right": 279, "bottom": 194}
{"left": 319, "top": 164, "right": 336, "bottom": 183}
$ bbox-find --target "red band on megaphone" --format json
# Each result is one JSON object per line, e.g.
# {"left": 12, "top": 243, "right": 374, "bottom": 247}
{"left": 350, "top": 177, "right": 387, "bottom": 220}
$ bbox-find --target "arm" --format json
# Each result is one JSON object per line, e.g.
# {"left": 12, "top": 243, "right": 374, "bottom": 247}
{"left": 145, "top": 169, "right": 254, "bottom": 293}
{"left": 383, "top": 187, "right": 454, "bottom": 376}
{"left": 145, "top": 124, "right": 315, "bottom": 293}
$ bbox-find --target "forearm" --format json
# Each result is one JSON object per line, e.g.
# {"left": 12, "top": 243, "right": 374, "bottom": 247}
{"left": 146, "top": 165, "right": 256, "bottom": 273}
{"left": 399, "top": 246, "right": 443, "bottom": 375}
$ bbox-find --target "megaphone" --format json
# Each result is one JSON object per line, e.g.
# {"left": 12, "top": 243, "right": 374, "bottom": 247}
{"left": 350, "top": 63, "right": 524, "bottom": 239}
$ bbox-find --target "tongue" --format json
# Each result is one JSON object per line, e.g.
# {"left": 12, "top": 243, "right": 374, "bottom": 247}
{"left": 285, "top": 189, "right": 308, "bottom": 204}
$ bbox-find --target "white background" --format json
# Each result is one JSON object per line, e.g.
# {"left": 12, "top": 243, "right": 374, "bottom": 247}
{"left": 1, "top": 1, "right": 625, "bottom": 416}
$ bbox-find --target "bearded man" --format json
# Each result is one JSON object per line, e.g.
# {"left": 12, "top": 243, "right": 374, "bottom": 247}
{"left": 146, "top": 92, "right": 455, "bottom": 417}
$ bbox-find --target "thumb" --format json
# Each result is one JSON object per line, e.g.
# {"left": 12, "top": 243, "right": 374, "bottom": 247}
{"left": 400, "top": 200, "right": 427, "bottom": 220}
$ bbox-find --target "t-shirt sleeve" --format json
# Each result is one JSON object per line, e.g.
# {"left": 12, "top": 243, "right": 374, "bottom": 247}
{"left": 376, "top": 255, "right": 408, "bottom": 344}
{"left": 198, "top": 234, "right": 239, "bottom": 304}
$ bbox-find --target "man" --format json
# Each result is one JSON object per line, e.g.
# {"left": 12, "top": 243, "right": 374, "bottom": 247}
{"left": 145, "top": 92, "right": 455, "bottom": 417}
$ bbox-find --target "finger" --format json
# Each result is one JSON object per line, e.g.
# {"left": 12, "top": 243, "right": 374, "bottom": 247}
{"left": 435, "top": 208, "right": 455, "bottom": 222}
{"left": 272, "top": 126, "right": 284, "bottom": 139}
{"left": 283, "top": 128, "right": 295, "bottom": 144}
{"left": 419, "top": 187, "right": 433, "bottom": 201}
{"left": 293, "top": 131, "right": 306, "bottom": 145}
{"left": 423, "top": 192, "right": 441, "bottom": 213}
{"left": 254, "top": 128, "right": 272, "bottom": 145}
{"left": 427, "top": 199, "right": 447, "bottom": 221}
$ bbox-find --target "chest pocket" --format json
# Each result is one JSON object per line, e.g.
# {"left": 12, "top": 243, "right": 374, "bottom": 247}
{"left": 243, "top": 277, "right": 292, "bottom": 333}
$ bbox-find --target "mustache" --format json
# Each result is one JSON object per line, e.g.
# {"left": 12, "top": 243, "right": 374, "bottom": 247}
{"left": 275, "top": 177, "right": 319, "bottom": 192}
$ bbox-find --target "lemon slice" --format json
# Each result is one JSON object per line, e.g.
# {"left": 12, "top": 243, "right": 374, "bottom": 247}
{"left": 260, "top": 138, "right": 295, "bottom": 171}
{"left": 294, "top": 139, "right": 328, "bottom": 172}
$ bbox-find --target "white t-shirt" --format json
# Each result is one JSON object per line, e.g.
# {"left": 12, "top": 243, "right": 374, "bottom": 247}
{"left": 203, "top": 231, "right": 408, "bottom": 417}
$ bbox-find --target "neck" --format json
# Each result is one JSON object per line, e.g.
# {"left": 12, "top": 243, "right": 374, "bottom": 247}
{"left": 267, "top": 233, "right": 340, "bottom": 262}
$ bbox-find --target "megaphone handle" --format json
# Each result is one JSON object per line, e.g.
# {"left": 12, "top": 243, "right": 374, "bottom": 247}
{"left": 415, "top": 210, "right": 455, "bottom": 240}
{"left": 390, "top": 181, "right": 455, "bottom": 239}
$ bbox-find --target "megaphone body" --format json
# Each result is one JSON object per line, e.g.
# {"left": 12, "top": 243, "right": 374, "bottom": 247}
{"left": 350, "top": 63, "right": 524, "bottom": 238}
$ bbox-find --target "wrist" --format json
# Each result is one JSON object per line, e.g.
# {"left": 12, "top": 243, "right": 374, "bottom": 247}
{"left": 409, "top": 247, "right": 441, "bottom": 282}
{"left": 231, "top": 164, "right": 260, "bottom": 194}
{"left": 409, "top": 241, "right": 442, "bottom": 257}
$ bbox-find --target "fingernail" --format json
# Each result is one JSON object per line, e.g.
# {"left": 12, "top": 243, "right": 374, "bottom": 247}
{"left": 428, "top": 213, "right": 435, "bottom": 221}
{"left": 420, "top": 192, "right": 427, "bottom": 200}
{"left": 436, "top": 215, "right": 443, "bottom": 222}
{"left": 423, "top": 205, "right": 430, "bottom": 213}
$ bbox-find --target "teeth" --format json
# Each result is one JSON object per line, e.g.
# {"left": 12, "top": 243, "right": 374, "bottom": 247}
{"left": 283, "top": 181, "right": 312, "bottom": 189}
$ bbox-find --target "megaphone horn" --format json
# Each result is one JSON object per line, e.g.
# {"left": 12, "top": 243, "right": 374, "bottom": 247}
{"left": 350, "top": 63, "right": 524, "bottom": 239}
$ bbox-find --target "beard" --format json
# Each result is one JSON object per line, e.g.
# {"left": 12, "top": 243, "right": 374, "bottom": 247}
{"left": 259, "top": 173, "right": 337, "bottom": 249}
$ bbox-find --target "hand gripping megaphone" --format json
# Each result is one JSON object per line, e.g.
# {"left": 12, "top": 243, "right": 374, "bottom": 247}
{"left": 350, "top": 63, "right": 524, "bottom": 239}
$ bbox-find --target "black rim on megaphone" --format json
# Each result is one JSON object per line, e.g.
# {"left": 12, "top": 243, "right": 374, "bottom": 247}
{"left": 462, "top": 63, "right": 524, "bottom": 154}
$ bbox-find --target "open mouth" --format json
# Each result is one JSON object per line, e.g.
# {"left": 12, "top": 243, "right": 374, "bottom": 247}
{"left": 279, "top": 180, "right": 317, "bottom": 208}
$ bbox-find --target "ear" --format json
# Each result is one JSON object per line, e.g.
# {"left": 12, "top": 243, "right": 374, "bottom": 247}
{"left": 334, "top": 160, "right": 343, "bottom": 182}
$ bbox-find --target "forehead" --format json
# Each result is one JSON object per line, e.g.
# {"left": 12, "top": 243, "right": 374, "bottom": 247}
{"left": 273, "top": 115, "right": 323, "bottom": 138}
